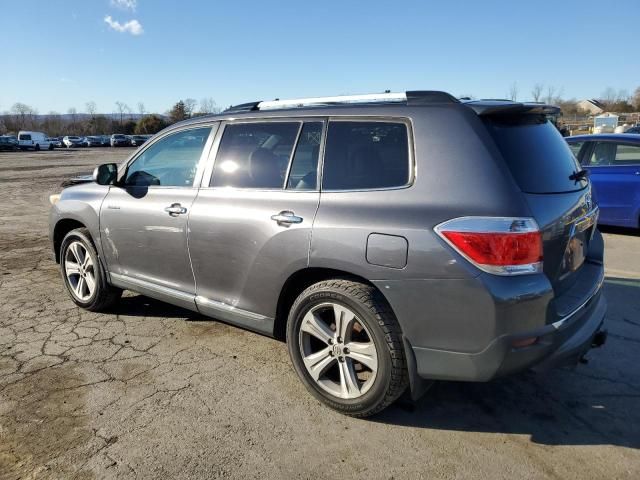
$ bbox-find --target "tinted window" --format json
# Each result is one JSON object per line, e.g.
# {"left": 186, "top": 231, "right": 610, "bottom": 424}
{"left": 588, "top": 142, "right": 615, "bottom": 166}
{"left": 124, "top": 127, "right": 211, "bottom": 187}
{"left": 287, "top": 122, "right": 323, "bottom": 190}
{"left": 211, "top": 122, "right": 300, "bottom": 189}
{"left": 568, "top": 141, "right": 584, "bottom": 159}
{"left": 322, "top": 122, "right": 409, "bottom": 190}
{"left": 19, "top": 134, "right": 31, "bottom": 141}
{"left": 485, "top": 116, "right": 586, "bottom": 193}
{"left": 614, "top": 144, "right": 640, "bottom": 165}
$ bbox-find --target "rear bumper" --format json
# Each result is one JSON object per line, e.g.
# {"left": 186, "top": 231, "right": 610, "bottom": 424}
{"left": 409, "top": 286, "right": 606, "bottom": 382}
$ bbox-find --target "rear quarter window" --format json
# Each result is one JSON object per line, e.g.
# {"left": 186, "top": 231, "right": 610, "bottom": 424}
{"left": 485, "top": 116, "right": 587, "bottom": 193}
{"left": 322, "top": 121, "right": 410, "bottom": 190}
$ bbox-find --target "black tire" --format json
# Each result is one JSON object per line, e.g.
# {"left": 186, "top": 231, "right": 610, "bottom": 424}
{"left": 48, "top": 143, "right": 54, "bottom": 150}
{"left": 59, "top": 228, "right": 122, "bottom": 311}
{"left": 286, "top": 279, "right": 408, "bottom": 417}
{"left": 35, "top": 144, "right": 40, "bottom": 151}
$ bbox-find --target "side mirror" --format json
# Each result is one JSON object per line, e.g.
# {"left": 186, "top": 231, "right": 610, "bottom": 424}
{"left": 93, "top": 163, "right": 118, "bottom": 185}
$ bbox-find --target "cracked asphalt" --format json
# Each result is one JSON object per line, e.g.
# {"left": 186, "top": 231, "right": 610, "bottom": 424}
{"left": 1, "top": 148, "right": 639, "bottom": 479}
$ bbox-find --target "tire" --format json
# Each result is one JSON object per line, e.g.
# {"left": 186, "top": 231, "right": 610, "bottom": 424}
{"left": 59, "top": 228, "right": 122, "bottom": 311}
{"left": 286, "top": 279, "right": 408, "bottom": 417}
{"left": 48, "top": 143, "right": 54, "bottom": 150}
{"left": 35, "top": 144, "right": 40, "bottom": 151}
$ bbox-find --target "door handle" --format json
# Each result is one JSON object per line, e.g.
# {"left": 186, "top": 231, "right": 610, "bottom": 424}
{"left": 165, "top": 203, "right": 187, "bottom": 216}
{"left": 271, "top": 210, "right": 303, "bottom": 225}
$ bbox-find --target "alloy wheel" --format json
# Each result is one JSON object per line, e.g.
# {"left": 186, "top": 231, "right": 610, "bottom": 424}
{"left": 64, "top": 241, "right": 96, "bottom": 302}
{"left": 298, "top": 302, "right": 378, "bottom": 399}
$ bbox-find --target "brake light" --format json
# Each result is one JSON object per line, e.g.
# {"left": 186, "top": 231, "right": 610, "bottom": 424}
{"left": 435, "top": 217, "right": 543, "bottom": 276}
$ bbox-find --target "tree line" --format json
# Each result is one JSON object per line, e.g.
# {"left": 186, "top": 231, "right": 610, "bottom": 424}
{"left": 0, "top": 97, "right": 220, "bottom": 136}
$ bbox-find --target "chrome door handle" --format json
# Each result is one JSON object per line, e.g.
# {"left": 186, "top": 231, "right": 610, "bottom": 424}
{"left": 165, "top": 203, "right": 187, "bottom": 216}
{"left": 271, "top": 210, "right": 303, "bottom": 225}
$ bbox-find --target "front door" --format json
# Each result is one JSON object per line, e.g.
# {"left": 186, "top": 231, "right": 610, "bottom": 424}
{"left": 584, "top": 141, "right": 640, "bottom": 226}
{"left": 100, "top": 125, "right": 215, "bottom": 308}
{"left": 188, "top": 120, "right": 323, "bottom": 333}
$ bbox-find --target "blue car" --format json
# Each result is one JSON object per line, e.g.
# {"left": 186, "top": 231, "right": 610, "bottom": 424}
{"left": 566, "top": 134, "right": 640, "bottom": 228}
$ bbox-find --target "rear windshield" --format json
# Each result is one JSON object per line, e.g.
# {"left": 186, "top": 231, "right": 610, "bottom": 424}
{"left": 19, "top": 134, "right": 32, "bottom": 141}
{"left": 484, "top": 116, "right": 587, "bottom": 193}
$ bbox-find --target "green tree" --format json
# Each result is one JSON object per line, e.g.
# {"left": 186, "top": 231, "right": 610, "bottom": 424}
{"left": 168, "top": 100, "right": 188, "bottom": 123}
{"left": 135, "top": 114, "right": 168, "bottom": 134}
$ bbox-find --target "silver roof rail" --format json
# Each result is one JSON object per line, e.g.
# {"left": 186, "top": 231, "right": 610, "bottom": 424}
{"left": 223, "top": 91, "right": 458, "bottom": 113}
{"left": 257, "top": 92, "right": 406, "bottom": 110}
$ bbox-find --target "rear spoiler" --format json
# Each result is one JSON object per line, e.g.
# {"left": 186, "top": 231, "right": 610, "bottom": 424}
{"left": 463, "top": 100, "right": 560, "bottom": 116}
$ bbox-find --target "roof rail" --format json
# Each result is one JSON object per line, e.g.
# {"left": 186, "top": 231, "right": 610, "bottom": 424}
{"left": 223, "top": 90, "right": 458, "bottom": 112}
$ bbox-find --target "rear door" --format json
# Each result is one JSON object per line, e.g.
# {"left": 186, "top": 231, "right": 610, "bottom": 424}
{"left": 484, "top": 115, "right": 596, "bottom": 298}
{"left": 582, "top": 141, "right": 640, "bottom": 227}
{"left": 188, "top": 120, "right": 323, "bottom": 332}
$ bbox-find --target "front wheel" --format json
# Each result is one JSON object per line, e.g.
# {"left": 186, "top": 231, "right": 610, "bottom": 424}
{"left": 287, "top": 279, "right": 408, "bottom": 417}
{"left": 60, "top": 228, "right": 121, "bottom": 311}
{"left": 48, "top": 143, "right": 54, "bottom": 150}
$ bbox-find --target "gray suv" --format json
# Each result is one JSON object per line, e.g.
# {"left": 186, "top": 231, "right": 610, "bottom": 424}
{"left": 50, "top": 91, "right": 607, "bottom": 417}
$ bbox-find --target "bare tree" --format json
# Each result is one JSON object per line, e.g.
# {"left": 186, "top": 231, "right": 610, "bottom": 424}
{"left": 198, "top": 97, "right": 219, "bottom": 114}
{"left": 508, "top": 82, "right": 518, "bottom": 101}
{"left": 85, "top": 102, "right": 97, "bottom": 134}
{"left": 184, "top": 98, "right": 197, "bottom": 117}
{"left": 633, "top": 86, "right": 640, "bottom": 110}
{"left": 137, "top": 102, "right": 146, "bottom": 118}
{"left": 11, "top": 103, "right": 38, "bottom": 130}
{"left": 114, "top": 101, "right": 126, "bottom": 127}
{"left": 545, "top": 86, "right": 557, "bottom": 105}
{"left": 601, "top": 87, "right": 617, "bottom": 105}
{"left": 124, "top": 104, "right": 132, "bottom": 121}
{"left": 531, "top": 83, "right": 543, "bottom": 102}
{"left": 67, "top": 107, "right": 78, "bottom": 133}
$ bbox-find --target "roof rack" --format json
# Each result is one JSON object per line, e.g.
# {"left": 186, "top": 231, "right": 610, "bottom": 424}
{"left": 223, "top": 90, "right": 459, "bottom": 113}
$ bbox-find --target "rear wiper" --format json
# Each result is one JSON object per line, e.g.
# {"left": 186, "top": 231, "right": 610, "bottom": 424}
{"left": 569, "top": 169, "right": 589, "bottom": 182}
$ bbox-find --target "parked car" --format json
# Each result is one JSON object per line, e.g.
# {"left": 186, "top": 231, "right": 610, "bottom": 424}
{"left": 110, "top": 134, "right": 130, "bottom": 147}
{"left": 100, "top": 135, "right": 111, "bottom": 147}
{"left": 50, "top": 91, "right": 607, "bottom": 417}
{"left": 18, "top": 131, "right": 53, "bottom": 151}
{"left": 84, "top": 136, "right": 103, "bottom": 147}
{"left": 0, "top": 135, "right": 19, "bottom": 151}
{"left": 624, "top": 126, "right": 640, "bottom": 134}
{"left": 47, "top": 137, "right": 63, "bottom": 148}
{"left": 130, "top": 135, "right": 149, "bottom": 147}
{"left": 567, "top": 133, "right": 640, "bottom": 228}
{"left": 63, "top": 136, "right": 85, "bottom": 148}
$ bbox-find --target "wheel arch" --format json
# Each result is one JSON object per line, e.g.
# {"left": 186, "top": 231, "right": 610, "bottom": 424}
{"left": 53, "top": 218, "right": 87, "bottom": 263}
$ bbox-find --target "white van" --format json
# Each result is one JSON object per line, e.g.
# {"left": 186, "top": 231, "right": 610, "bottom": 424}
{"left": 18, "top": 131, "right": 53, "bottom": 151}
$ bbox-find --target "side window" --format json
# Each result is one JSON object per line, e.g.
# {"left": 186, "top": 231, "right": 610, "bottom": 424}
{"left": 588, "top": 142, "right": 616, "bottom": 166}
{"left": 568, "top": 141, "right": 584, "bottom": 160}
{"left": 287, "top": 122, "right": 323, "bottom": 190}
{"left": 211, "top": 122, "right": 300, "bottom": 189}
{"left": 614, "top": 144, "right": 640, "bottom": 165}
{"left": 124, "top": 127, "right": 211, "bottom": 187}
{"left": 322, "top": 121, "right": 410, "bottom": 190}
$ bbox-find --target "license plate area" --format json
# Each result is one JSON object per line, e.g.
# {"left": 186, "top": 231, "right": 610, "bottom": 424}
{"left": 559, "top": 208, "right": 598, "bottom": 280}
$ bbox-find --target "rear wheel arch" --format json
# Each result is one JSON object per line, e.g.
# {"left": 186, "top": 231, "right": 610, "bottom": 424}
{"left": 274, "top": 267, "right": 392, "bottom": 341}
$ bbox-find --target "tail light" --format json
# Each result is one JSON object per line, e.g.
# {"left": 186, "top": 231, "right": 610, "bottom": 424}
{"left": 435, "top": 217, "right": 543, "bottom": 276}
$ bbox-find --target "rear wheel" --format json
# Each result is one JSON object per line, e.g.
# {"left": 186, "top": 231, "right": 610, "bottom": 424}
{"left": 287, "top": 279, "right": 408, "bottom": 417}
{"left": 35, "top": 144, "right": 40, "bottom": 151}
{"left": 60, "top": 228, "right": 121, "bottom": 311}
{"left": 48, "top": 143, "right": 54, "bottom": 150}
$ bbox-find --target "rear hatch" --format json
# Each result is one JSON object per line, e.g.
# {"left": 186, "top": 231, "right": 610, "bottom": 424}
{"left": 472, "top": 102, "right": 600, "bottom": 315}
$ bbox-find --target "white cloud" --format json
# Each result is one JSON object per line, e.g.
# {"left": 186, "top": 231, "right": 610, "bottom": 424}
{"left": 104, "top": 15, "right": 144, "bottom": 35}
{"left": 110, "top": 0, "right": 137, "bottom": 11}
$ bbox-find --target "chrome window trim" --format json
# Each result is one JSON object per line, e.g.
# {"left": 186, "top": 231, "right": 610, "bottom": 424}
{"left": 201, "top": 118, "right": 322, "bottom": 192}
{"left": 320, "top": 116, "right": 415, "bottom": 193}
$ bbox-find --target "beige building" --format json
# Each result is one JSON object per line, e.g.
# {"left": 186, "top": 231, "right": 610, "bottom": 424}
{"left": 577, "top": 99, "right": 605, "bottom": 115}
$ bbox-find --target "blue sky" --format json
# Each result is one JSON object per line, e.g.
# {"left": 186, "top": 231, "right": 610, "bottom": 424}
{"left": 1, "top": 0, "right": 639, "bottom": 114}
